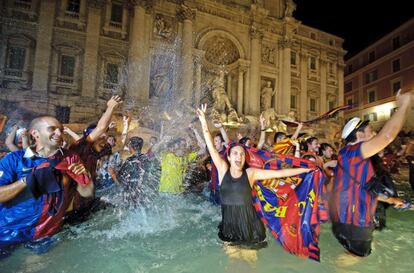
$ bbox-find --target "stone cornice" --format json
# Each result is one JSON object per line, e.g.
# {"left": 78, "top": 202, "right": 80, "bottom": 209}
{"left": 129, "top": 0, "right": 153, "bottom": 12}
{"left": 87, "top": 0, "right": 106, "bottom": 9}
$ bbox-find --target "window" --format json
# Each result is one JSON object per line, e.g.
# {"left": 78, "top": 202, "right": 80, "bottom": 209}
{"left": 310, "top": 33, "right": 316, "bottom": 40}
{"left": 310, "top": 57, "right": 316, "bottom": 70}
{"left": 111, "top": 3, "right": 123, "bottom": 23}
{"left": 55, "top": 106, "right": 71, "bottom": 124}
{"left": 392, "top": 59, "right": 400, "bottom": 72}
{"left": 310, "top": 98, "right": 316, "bottom": 112}
{"left": 7, "top": 47, "right": 26, "bottom": 70}
{"left": 67, "top": 0, "right": 80, "bottom": 13}
{"left": 329, "top": 39, "right": 335, "bottom": 46}
{"left": 393, "top": 36, "right": 400, "bottom": 50}
{"left": 346, "top": 98, "right": 353, "bottom": 106}
{"left": 105, "top": 63, "right": 119, "bottom": 84}
{"left": 364, "top": 113, "right": 377, "bottom": 121}
{"left": 290, "top": 52, "right": 296, "bottom": 66}
{"left": 368, "top": 51, "right": 375, "bottom": 63}
{"left": 345, "top": 81, "right": 353, "bottom": 92}
{"left": 392, "top": 81, "right": 401, "bottom": 93}
{"left": 368, "top": 90, "right": 376, "bottom": 103}
{"left": 290, "top": 95, "right": 296, "bottom": 109}
{"left": 60, "top": 55, "right": 75, "bottom": 77}
{"left": 365, "top": 70, "right": 378, "bottom": 84}
{"left": 328, "top": 101, "right": 335, "bottom": 111}
{"left": 347, "top": 64, "right": 353, "bottom": 74}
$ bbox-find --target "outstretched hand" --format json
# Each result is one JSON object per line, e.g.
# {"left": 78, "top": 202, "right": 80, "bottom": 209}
{"left": 259, "top": 113, "right": 266, "bottom": 130}
{"left": 196, "top": 104, "right": 207, "bottom": 123}
{"left": 107, "top": 95, "right": 123, "bottom": 109}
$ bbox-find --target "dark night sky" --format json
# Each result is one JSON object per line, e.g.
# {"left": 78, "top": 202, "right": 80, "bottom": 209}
{"left": 293, "top": 0, "right": 414, "bottom": 58}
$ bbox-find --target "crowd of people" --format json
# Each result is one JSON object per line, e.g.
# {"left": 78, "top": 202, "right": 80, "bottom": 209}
{"left": 0, "top": 91, "right": 413, "bottom": 262}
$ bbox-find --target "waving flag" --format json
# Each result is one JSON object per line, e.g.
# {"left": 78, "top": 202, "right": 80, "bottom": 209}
{"left": 245, "top": 148, "right": 327, "bottom": 261}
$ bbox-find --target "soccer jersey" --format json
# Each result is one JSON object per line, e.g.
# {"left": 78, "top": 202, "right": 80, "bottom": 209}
{"left": 0, "top": 148, "right": 79, "bottom": 249}
{"left": 330, "top": 142, "right": 377, "bottom": 228}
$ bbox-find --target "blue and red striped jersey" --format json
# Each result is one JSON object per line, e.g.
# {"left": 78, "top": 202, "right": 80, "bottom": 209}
{"left": 330, "top": 142, "right": 377, "bottom": 228}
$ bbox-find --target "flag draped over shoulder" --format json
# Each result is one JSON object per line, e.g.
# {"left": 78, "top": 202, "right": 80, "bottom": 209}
{"left": 245, "top": 147, "right": 328, "bottom": 261}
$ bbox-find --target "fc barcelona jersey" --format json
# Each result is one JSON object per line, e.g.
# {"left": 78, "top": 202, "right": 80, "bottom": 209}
{"left": 330, "top": 142, "right": 377, "bottom": 228}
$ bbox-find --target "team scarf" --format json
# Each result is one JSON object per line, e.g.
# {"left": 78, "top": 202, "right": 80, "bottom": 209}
{"left": 245, "top": 147, "right": 328, "bottom": 261}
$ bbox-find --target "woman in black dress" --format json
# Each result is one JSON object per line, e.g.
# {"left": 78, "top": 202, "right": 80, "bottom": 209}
{"left": 196, "top": 104, "right": 312, "bottom": 248}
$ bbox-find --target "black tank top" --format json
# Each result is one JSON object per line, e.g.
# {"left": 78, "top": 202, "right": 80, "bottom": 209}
{"left": 220, "top": 170, "right": 252, "bottom": 206}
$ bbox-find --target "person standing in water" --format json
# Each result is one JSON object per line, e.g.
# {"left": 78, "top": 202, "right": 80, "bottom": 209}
{"left": 196, "top": 104, "right": 313, "bottom": 248}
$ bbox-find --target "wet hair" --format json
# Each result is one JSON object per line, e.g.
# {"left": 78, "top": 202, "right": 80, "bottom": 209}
{"left": 239, "top": 137, "right": 251, "bottom": 145}
{"left": 303, "top": 137, "right": 318, "bottom": 151}
{"left": 273, "top": 132, "right": 286, "bottom": 143}
{"left": 128, "top": 136, "right": 144, "bottom": 153}
{"left": 214, "top": 133, "right": 224, "bottom": 143}
{"left": 344, "top": 120, "right": 370, "bottom": 144}
{"left": 319, "top": 143, "right": 334, "bottom": 156}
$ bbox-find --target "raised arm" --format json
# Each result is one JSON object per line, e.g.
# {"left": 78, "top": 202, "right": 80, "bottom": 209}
{"left": 291, "top": 122, "right": 303, "bottom": 140}
{"left": 213, "top": 121, "right": 230, "bottom": 146}
{"left": 197, "top": 104, "right": 228, "bottom": 174}
{"left": 87, "top": 95, "right": 123, "bottom": 143}
{"left": 361, "top": 90, "right": 413, "bottom": 159}
{"left": 64, "top": 126, "right": 81, "bottom": 142}
{"left": 5, "top": 125, "right": 19, "bottom": 152}
{"left": 189, "top": 123, "right": 206, "bottom": 156}
{"left": 257, "top": 113, "right": 267, "bottom": 149}
{"left": 20, "top": 129, "right": 29, "bottom": 149}
{"left": 246, "top": 167, "right": 313, "bottom": 187}
{"left": 120, "top": 115, "right": 130, "bottom": 146}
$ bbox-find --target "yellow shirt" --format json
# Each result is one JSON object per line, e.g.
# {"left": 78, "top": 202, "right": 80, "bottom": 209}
{"left": 159, "top": 152, "right": 197, "bottom": 193}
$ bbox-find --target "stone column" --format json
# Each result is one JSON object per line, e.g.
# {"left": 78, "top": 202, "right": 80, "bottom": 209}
{"left": 337, "top": 62, "right": 345, "bottom": 116}
{"left": 193, "top": 49, "right": 204, "bottom": 106}
{"left": 248, "top": 27, "right": 263, "bottom": 115}
{"left": 299, "top": 51, "right": 308, "bottom": 121}
{"left": 127, "top": 1, "right": 151, "bottom": 104}
{"left": 104, "top": 0, "right": 111, "bottom": 28}
{"left": 79, "top": 0, "right": 87, "bottom": 19}
{"left": 177, "top": 5, "right": 196, "bottom": 102}
{"left": 280, "top": 39, "right": 292, "bottom": 115}
{"left": 320, "top": 53, "right": 328, "bottom": 113}
{"left": 243, "top": 70, "right": 250, "bottom": 114}
{"left": 237, "top": 67, "right": 245, "bottom": 115}
{"left": 81, "top": 2, "right": 103, "bottom": 98}
{"left": 32, "top": 0, "right": 56, "bottom": 92}
{"left": 227, "top": 73, "right": 232, "bottom": 102}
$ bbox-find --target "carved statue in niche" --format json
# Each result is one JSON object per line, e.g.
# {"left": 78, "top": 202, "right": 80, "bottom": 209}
{"left": 284, "top": 0, "right": 297, "bottom": 18}
{"left": 260, "top": 81, "right": 276, "bottom": 111}
{"left": 211, "top": 71, "right": 239, "bottom": 123}
{"left": 154, "top": 14, "right": 173, "bottom": 40}
{"left": 151, "top": 69, "right": 170, "bottom": 98}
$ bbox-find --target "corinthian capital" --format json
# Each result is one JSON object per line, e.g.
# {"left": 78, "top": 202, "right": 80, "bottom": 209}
{"left": 177, "top": 4, "right": 196, "bottom": 21}
{"left": 250, "top": 26, "right": 264, "bottom": 40}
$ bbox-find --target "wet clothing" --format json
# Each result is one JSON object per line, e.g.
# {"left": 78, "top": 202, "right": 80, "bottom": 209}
{"left": 117, "top": 153, "right": 146, "bottom": 204}
{"left": 332, "top": 222, "right": 373, "bottom": 257}
{"left": 159, "top": 152, "right": 197, "bottom": 193}
{"left": 218, "top": 170, "right": 266, "bottom": 247}
{"left": 0, "top": 148, "right": 82, "bottom": 250}
{"left": 330, "top": 142, "right": 377, "bottom": 256}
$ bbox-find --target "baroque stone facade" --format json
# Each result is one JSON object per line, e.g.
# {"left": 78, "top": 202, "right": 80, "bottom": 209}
{"left": 0, "top": 0, "right": 345, "bottom": 124}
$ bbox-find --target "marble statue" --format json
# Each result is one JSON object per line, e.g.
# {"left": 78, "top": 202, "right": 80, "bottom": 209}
{"left": 211, "top": 71, "right": 239, "bottom": 123}
{"left": 154, "top": 14, "right": 173, "bottom": 40}
{"left": 151, "top": 69, "right": 171, "bottom": 98}
{"left": 284, "top": 0, "right": 297, "bottom": 18}
{"left": 260, "top": 81, "right": 276, "bottom": 111}
{"left": 262, "top": 108, "right": 287, "bottom": 133}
